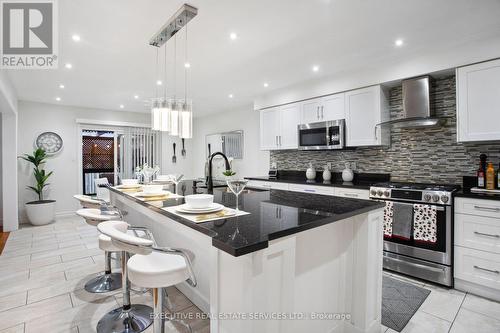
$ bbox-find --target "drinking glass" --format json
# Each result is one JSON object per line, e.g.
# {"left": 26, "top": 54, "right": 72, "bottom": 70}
{"left": 171, "top": 174, "right": 184, "bottom": 194}
{"left": 226, "top": 179, "right": 248, "bottom": 211}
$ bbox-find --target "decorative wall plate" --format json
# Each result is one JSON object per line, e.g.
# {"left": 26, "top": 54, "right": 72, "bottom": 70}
{"left": 35, "top": 132, "right": 63, "bottom": 155}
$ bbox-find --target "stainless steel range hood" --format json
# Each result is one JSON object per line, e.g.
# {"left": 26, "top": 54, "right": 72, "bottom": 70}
{"left": 378, "top": 76, "right": 445, "bottom": 129}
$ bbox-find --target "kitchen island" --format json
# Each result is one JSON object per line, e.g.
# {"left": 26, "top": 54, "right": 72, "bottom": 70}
{"left": 108, "top": 181, "right": 384, "bottom": 333}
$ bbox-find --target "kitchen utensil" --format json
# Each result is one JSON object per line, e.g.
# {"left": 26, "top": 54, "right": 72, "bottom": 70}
{"left": 172, "top": 143, "right": 177, "bottom": 164}
{"left": 181, "top": 138, "right": 186, "bottom": 157}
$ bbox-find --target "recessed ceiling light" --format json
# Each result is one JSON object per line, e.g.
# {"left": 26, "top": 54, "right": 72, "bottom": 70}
{"left": 229, "top": 32, "right": 238, "bottom": 40}
{"left": 65, "top": 63, "right": 72, "bottom": 69}
{"left": 72, "top": 34, "right": 81, "bottom": 42}
{"left": 263, "top": 82, "right": 269, "bottom": 88}
{"left": 55, "top": 97, "right": 61, "bottom": 101}
{"left": 134, "top": 95, "right": 139, "bottom": 99}
{"left": 156, "top": 80, "right": 162, "bottom": 86}
{"left": 228, "top": 94, "right": 234, "bottom": 98}
{"left": 184, "top": 62, "right": 191, "bottom": 68}
{"left": 119, "top": 104, "right": 125, "bottom": 109}
{"left": 312, "top": 65, "right": 320, "bottom": 72}
{"left": 59, "top": 84, "right": 65, "bottom": 89}
{"left": 395, "top": 39, "right": 404, "bottom": 47}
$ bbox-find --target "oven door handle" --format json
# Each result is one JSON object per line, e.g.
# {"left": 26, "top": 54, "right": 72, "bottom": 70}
{"left": 384, "top": 255, "right": 446, "bottom": 273}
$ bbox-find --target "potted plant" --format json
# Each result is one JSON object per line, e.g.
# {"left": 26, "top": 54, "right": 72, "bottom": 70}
{"left": 18, "top": 148, "right": 56, "bottom": 225}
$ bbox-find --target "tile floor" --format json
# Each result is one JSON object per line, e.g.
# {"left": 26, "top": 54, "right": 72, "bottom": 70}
{"left": 1, "top": 215, "right": 500, "bottom": 333}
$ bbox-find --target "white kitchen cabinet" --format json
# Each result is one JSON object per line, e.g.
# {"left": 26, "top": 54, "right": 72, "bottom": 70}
{"left": 454, "top": 197, "right": 500, "bottom": 301}
{"left": 288, "top": 183, "right": 335, "bottom": 196}
{"left": 246, "top": 180, "right": 289, "bottom": 191}
{"left": 260, "top": 103, "right": 300, "bottom": 150}
{"left": 333, "top": 187, "right": 369, "bottom": 200}
{"left": 260, "top": 107, "right": 281, "bottom": 150}
{"left": 457, "top": 59, "right": 500, "bottom": 142}
{"left": 300, "top": 93, "right": 345, "bottom": 124}
{"left": 345, "top": 85, "right": 389, "bottom": 147}
{"left": 279, "top": 103, "right": 301, "bottom": 149}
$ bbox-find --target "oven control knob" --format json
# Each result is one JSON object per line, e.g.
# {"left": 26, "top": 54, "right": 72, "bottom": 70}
{"left": 432, "top": 194, "right": 440, "bottom": 202}
{"left": 370, "top": 189, "right": 377, "bottom": 196}
{"left": 377, "top": 190, "right": 384, "bottom": 197}
{"left": 384, "top": 191, "right": 390, "bottom": 197}
{"left": 423, "top": 194, "right": 432, "bottom": 202}
{"left": 441, "top": 195, "right": 449, "bottom": 203}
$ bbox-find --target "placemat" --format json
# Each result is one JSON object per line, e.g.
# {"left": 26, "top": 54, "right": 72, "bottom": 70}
{"left": 163, "top": 206, "right": 249, "bottom": 223}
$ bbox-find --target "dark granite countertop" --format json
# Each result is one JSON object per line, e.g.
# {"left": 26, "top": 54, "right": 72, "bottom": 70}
{"left": 455, "top": 176, "right": 500, "bottom": 201}
{"left": 108, "top": 181, "right": 384, "bottom": 257}
{"left": 245, "top": 170, "right": 390, "bottom": 190}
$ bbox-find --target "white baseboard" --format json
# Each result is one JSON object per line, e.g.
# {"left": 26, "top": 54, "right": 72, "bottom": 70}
{"left": 455, "top": 278, "right": 500, "bottom": 302}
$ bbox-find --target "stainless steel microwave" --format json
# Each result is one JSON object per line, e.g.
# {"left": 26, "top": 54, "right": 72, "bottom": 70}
{"left": 298, "top": 119, "right": 345, "bottom": 150}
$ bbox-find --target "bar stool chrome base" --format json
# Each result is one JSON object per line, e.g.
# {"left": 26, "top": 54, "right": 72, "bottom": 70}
{"left": 96, "top": 304, "right": 153, "bottom": 333}
{"left": 84, "top": 272, "right": 122, "bottom": 293}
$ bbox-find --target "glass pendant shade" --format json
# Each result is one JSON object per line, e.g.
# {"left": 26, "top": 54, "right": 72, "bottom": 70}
{"left": 151, "top": 100, "right": 161, "bottom": 131}
{"left": 179, "top": 101, "right": 193, "bottom": 139}
{"left": 159, "top": 100, "right": 171, "bottom": 132}
{"left": 169, "top": 100, "right": 180, "bottom": 136}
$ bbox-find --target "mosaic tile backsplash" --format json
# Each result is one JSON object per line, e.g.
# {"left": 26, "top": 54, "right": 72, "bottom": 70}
{"left": 270, "top": 75, "right": 500, "bottom": 185}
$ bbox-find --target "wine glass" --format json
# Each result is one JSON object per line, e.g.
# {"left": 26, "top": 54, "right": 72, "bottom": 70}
{"left": 171, "top": 174, "right": 184, "bottom": 195}
{"left": 226, "top": 179, "right": 248, "bottom": 212}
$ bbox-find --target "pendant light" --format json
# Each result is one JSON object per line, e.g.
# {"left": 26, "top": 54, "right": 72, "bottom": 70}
{"left": 151, "top": 49, "right": 162, "bottom": 131}
{"left": 180, "top": 10, "right": 193, "bottom": 139}
{"left": 168, "top": 34, "right": 180, "bottom": 136}
{"left": 158, "top": 44, "right": 171, "bottom": 132}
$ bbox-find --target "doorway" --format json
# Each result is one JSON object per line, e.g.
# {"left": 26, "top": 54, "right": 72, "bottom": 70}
{"left": 81, "top": 130, "right": 116, "bottom": 195}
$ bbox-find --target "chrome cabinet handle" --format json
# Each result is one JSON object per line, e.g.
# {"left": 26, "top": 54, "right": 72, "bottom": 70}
{"left": 278, "top": 136, "right": 281, "bottom": 146}
{"left": 344, "top": 193, "right": 359, "bottom": 197}
{"left": 321, "top": 106, "right": 324, "bottom": 119}
{"left": 374, "top": 126, "right": 378, "bottom": 140}
{"left": 275, "top": 136, "right": 278, "bottom": 146}
{"left": 473, "top": 205, "right": 500, "bottom": 212}
{"left": 473, "top": 265, "right": 500, "bottom": 274}
{"left": 316, "top": 107, "right": 320, "bottom": 119}
{"left": 474, "top": 231, "right": 500, "bottom": 238}
{"left": 304, "top": 189, "right": 316, "bottom": 193}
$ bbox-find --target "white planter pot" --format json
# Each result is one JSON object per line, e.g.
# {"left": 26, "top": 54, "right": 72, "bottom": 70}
{"left": 25, "top": 200, "right": 56, "bottom": 226}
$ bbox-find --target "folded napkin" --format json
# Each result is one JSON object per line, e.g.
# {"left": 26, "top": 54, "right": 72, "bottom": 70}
{"left": 163, "top": 206, "right": 250, "bottom": 223}
{"left": 413, "top": 204, "right": 437, "bottom": 244}
{"left": 383, "top": 201, "right": 394, "bottom": 238}
{"left": 392, "top": 202, "right": 414, "bottom": 241}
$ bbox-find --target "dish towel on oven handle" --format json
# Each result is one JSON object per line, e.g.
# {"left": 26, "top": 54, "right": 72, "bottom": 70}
{"left": 392, "top": 202, "right": 414, "bottom": 241}
{"left": 413, "top": 204, "right": 437, "bottom": 244}
{"left": 383, "top": 201, "right": 393, "bottom": 238}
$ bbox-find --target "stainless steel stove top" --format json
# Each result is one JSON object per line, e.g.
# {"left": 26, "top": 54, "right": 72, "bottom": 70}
{"left": 369, "top": 182, "right": 460, "bottom": 205}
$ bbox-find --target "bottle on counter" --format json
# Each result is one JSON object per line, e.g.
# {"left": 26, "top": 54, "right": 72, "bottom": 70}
{"left": 477, "top": 161, "right": 485, "bottom": 188}
{"left": 497, "top": 163, "right": 500, "bottom": 189}
{"left": 486, "top": 162, "right": 495, "bottom": 190}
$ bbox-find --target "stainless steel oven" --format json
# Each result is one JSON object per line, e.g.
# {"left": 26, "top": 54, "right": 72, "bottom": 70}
{"left": 298, "top": 119, "right": 345, "bottom": 150}
{"left": 370, "top": 182, "right": 460, "bottom": 287}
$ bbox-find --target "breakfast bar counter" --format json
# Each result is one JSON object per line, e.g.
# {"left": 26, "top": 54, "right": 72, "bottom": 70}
{"left": 108, "top": 181, "right": 384, "bottom": 333}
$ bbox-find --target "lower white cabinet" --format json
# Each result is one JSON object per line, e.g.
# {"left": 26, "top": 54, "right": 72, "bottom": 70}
{"left": 454, "top": 197, "right": 500, "bottom": 301}
{"left": 288, "top": 183, "right": 335, "bottom": 196}
{"left": 246, "top": 180, "right": 289, "bottom": 190}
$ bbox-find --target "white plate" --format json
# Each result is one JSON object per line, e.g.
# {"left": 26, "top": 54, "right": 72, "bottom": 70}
{"left": 116, "top": 184, "right": 142, "bottom": 189}
{"left": 175, "top": 203, "right": 224, "bottom": 214}
{"left": 135, "top": 190, "right": 171, "bottom": 197}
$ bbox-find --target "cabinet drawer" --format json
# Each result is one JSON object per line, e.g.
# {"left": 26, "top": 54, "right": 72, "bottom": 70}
{"left": 455, "top": 246, "right": 500, "bottom": 291}
{"left": 247, "top": 180, "right": 289, "bottom": 191}
{"left": 455, "top": 213, "right": 500, "bottom": 254}
{"left": 333, "top": 187, "right": 369, "bottom": 200}
{"left": 288, "top": 184, "right": 334, "bottom": 196}
{"left": 455, "top": 198, "right": 500, "bottom": 218}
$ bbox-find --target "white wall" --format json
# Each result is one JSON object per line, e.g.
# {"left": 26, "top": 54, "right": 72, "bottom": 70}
{"left": 255, "top": 37, "right": 500, "bottom": 109}
{"left": 192, "top": 105, "right": 269, "bottom": 179}
{"left": 0, "top": 70, "right": 18, "bottom": 231}
{"left": 0, "top": 113, "right": 2, "bottom": 227}
{"left": 17, "top": 101, "right": 150, "bottom": 222}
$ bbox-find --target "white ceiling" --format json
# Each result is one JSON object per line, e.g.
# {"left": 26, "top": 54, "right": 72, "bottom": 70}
{"left": 8, "top": 0, "right": 500, "bottom": 117}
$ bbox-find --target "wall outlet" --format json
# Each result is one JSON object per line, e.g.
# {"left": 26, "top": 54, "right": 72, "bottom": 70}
{"left": 327, "top": 162, "right": 332, "bottom": 169}
{"left": 271, "top": 162, "right": 277, "bottom": 169}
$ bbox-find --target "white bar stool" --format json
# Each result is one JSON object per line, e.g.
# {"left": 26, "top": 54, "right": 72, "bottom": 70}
{"left": 76, "top": 207, "right": 123, "bottom": 293}
{"left": 73, "top": 194, "right": 102, "bottom": 209}
{"left": 98, "top": 220, "right": 197, "bottom": 333}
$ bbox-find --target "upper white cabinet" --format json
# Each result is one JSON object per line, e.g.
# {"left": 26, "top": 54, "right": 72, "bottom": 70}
{"left": 300, "top": 93, "right": 345, "bottom": 124}
{"left": 457, "top": 59, "right": 500, "bottom": 142}
{"left": 345, "top": 85, "right": 389, "bottom": 147}
{"left": 260, "top": 103, "right": 300, "bottom": 150}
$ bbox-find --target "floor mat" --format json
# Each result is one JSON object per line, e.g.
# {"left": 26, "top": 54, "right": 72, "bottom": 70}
{"left": 382, "top": 275, "right": 430, "bottom": 332}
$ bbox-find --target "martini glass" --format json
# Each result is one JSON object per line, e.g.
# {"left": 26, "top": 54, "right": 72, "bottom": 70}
{"left": 226, "top": 179, "right": 248, "bottom": 212}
